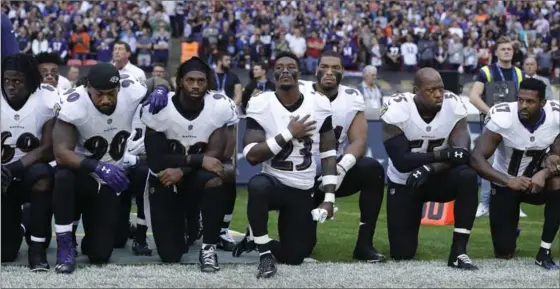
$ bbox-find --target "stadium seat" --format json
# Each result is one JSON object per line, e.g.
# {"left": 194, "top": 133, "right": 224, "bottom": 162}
{"left": 83, "top": 59, "right": 98, "bottom": 66}
{"left": 67, "top": 59, "right": 82, "bottom": 66}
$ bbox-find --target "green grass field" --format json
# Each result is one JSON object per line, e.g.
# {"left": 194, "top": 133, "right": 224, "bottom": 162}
{"left": 226, "top": 187, "right": 556, "bottom": 262}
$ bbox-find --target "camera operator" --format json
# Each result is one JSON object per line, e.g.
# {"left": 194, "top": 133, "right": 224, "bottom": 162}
{"left": 469, "top": 36, "right": 526, "bottom": 218}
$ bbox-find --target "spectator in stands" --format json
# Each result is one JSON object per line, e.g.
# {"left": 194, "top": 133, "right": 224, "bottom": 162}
{"left": 448, "top": 34, "right": 464, "bottom": 71}
{"left": 16, "top": 26, "right": 31, "bottom": 55}
{"left": 537, "top": 43, "right": 553, "bottom": 76}
{"left": 418, "top": 33, "right": 436, "bottom": 69}
{"left": 71, "top": 24, "right": 90, "bottom": 61}
{"left": 357, "top": 65, "right": 385, "bottom": 111}
{"left": 66, "top": 65, "right": 80, "bottom": 88}
{"left": 524, "top": 57, "right": 553, "bottom": 100}
{"left": 119, "top": 24, "right": 137, "bottom": 56}
{"left": 370, "top": 38, "right": 383, "bottom": 71}
{"left": 306, "top": 31, "right": 323, "bottom": 74}
{"left": 49, "top": 29, "right": 68, "bottom": 62}
{"left": 214, "top": 52, "right": 242, "bottom": 105}
{"left": 401, "top": 35, "right": 418, "bottom": 73}
{"left": 31, "top": 31, "right": 49, "bottom": 55}
{"left": 434, "top": 39, "right": 447, "bottom": 70}
{"left": 241, "top": 62, "right": 274, "bottom": 113}
{"left": 151, "top": 62, "right": 174, "bottom": 91}
{"left": 137, "top": 30, "right": 153, "bottom": 71}
{"left": 385, "top": 35, "right": 400, "bottom": 71}
{"left": 153, "top": 23, "right": 170, "bottom": 65}
{"left": 463, "top": 39, "right": 478, "bottom": 74}
{"left": 111, "top": 41, "right": 146, "bottom": 84}
{"left": 285, "top": 28, "right": 306, "bottom": 71}
{"left": 95, "top": 30, "right": 113, "bottom": 63}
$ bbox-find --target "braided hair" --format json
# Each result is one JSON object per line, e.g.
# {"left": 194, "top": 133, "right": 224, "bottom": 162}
{"left": 1, "top": 53, "right": 42, "bottom": 96}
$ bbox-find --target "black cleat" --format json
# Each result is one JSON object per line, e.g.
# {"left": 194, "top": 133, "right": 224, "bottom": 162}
{"left": 448, "top": 253, "right": 478, "bottom": 270}
{"left": 55, "top": 232, "right": 76, "bottom": 274}
{"left": 217, "top": 231, "right": 236, "bottom": 251}
{"left": 535, "top": 249, "right": 559, "bottom": 270}
{"left": 132, "top": 240, "right": 152, "bottom": 256}
{"left": 256, "top": 253, "right": 277, "bottom": 279}
{"left": 353, "top": 245, "right": 386, "bottom": 263}
{"left": 232, "top": 230, "right": 256, "bottom": 258}
{"left": 199, "top": 245, "right": 220, "bottom": 273}
{"left": 28, "top": 242, "right": 50, "bottom": 272}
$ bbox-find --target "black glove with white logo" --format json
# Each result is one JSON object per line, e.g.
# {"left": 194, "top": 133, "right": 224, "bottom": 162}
{"left": 406, "top": 164, "right": 434, "bottom": 190}
{"left": 439, "top": 147, "right": 470, "bottom": 165}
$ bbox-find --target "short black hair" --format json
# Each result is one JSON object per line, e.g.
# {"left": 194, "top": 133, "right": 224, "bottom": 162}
{"left": 519, "top": 78, "right": 547, "bottom": 100}
{"left": 1, "top": 53, "right": 42, "bottom": 95}
{"left": 114, "top": 41, "right": 131, "bottom": 53}
{"left": 253, "top": 61, "right": 268, "bottom": 70}
{"left": 35, "top": 52, "right": 64, "bottom": 66}
{"left": 318, "top": 50, "right": 343, "bottom": 66}
{"left": 275, "top": 51, "right": 300, "bottom": 70}
{"left": 216, "top": 52, "right": 230, "bottom": 63}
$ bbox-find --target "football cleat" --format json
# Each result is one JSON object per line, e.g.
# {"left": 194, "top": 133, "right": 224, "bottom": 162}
{"left": 28, "top": 242, "right": 49, "bottom": 272}
{"left": 536, "top": 249, "right": 559, "bottom": 270}
{"left": 232, "top": 230, "right": 256, "bottom": 258}
{"left": 353, "top": 245, "right": 386, "bottom": 263}
{"left": 448, "top": 253, "right": 478, "bottom": 270}
{"left": 217, "top": 230, "right": 236, "bottom": 251}
{"left": 256, "top": 253, "right": 277, "bottom": 279}
{"left": 132, "top": 240, "right": 152, "bottom": 256}
{"left": 55, "top": 232, "right": 76, "bottom": 274}
{"left": 199, "top": 245, "right": 220, "bottom": 273}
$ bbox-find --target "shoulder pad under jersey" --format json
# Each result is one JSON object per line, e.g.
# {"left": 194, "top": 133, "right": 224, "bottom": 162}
{"left": 119, "top": 73, "right": 148, "bottom": 105}
{"left": 140, "top": 101, "right": 170, "bottom": 132}
{"left": 311, "top": 90, "right": 334, "bottom": 117}
{"left": 487, "top": 102, "right": 516, "bottom": 130}
{"left": 246, "top": 91, "right": 272, "bottom": 123}
{"left": 36, "top": 84, "right": 60, "bottom": 117}
{"left": 340, "top": 85, "right": 365, "bottom": 112}
{"left": 547, "top": 100, "right": 560, "bottom": 126}
{"left": 380, "top": 92, "right": 413, "bottom": 125}
{"left": 57, "top": 86, "right": 89, "bottom": 126}
{"left": 207, "top": 91, "right": 238, "bottom": 127}
{"left": 443, "top": 91, "right": 468, "bottom": 118}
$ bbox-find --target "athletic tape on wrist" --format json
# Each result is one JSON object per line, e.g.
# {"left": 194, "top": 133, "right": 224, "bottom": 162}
{"left": 324, "top": 193, "right": 335, "bottom": 203}
{"left": 338, "top": 154, "right": 356, "bottom": 172}
{"left": 266, "top": 137, "right": 283, "bottom": 155}
{"left": 320, "top": 150, "right": 336, "bottom": 159}
{"left": 281, "top": 129, "right": 293, "bottom": 142}
{"left": 243, "top": 143, "right": 258, "bottom": 159}
{"left": 322, "top": 175, "right": 337, "bottom": 186}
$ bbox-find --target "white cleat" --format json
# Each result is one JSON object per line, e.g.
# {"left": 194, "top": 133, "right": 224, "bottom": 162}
{"left": 519, "top": 209, "right": 527, "bottom": 218}
{"left": 475, "top": 203, "right": 489, "bottom": 217}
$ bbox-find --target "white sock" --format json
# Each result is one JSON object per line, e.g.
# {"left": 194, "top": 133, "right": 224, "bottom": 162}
{"left": 31, "top": 236, "right": 46, "bottom": 243}
{"left": 202, "top": 243, "right": 215, "bottom": 249}
{"left": 55, "top": 224, "right": 73, "bottom": 233}
{"left": 254, "top": 235, "right": 272, "bottom": 245}
{"left": 541, "top": 241, "right": 552, "bottom": 250}
{"left": 259, "top": 250, "right": 271, "bottom": 256}
{"left": 454, "top": 228, "right": 471, "bottom": 234}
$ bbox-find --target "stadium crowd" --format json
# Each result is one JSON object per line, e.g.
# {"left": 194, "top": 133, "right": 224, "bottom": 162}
{"left": 1, "top": 0, "right": 560, "bottom": 282}
{"left": 2, "top": 0, "right": 560, "bottom": 77}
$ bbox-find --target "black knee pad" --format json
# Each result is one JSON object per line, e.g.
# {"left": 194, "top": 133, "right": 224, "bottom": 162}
{"left": 455, "top": 165, "right": 478, "bottom": 183}
{"left": 23, "top": 163, "right": 54, "bottom": 193}
{"left": 247, "top": 174, "right": 274, "bottom": 196}
{"left": 359, "top": 157, "right": 384, "bottom": 175}
{"left": 54, "top": 167, "right": 76, "bottom": 182}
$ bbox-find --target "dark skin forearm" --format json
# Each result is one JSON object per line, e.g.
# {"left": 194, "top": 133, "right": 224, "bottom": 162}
{"left": 222, "top": 125, "right": 237, "bottom": 159}
{"left": 243, "top": 128, "right": 289, "bottom": 166}
{"left": 20, "top": 119, "right": 55, "bottom": 167}
{"left": 52, "top": 119, "right": 83, "bottom": 169}
{"left": 344, "top": 111, "right": 367, "bottom": 159}
{"left": 205, "top": 126, "right": 228, "bottom": 158}
{"left": 320, "top": 129, "right": 337, "bottom": 194}
{"left": 470, "top": 128, "right": 511, "bottom": 186}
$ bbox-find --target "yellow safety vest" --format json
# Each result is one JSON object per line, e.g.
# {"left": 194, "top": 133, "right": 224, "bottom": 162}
{"left": 480, "top": 65, "right": 523, "bottom": 88}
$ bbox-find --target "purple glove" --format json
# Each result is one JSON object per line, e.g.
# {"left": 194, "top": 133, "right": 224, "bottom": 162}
{"left": 148, "top": 85, "right": 169, "bottom": 114}
{"left": 95, "top": 163, "right": 129, "bottom": 192}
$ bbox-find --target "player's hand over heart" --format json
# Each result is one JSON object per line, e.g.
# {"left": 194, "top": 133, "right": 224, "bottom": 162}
{"left": 543, "top": 154, "right": 560, "bottom": 176}
{"left": 147, "top": 85, "right": 169, "bottom": 114}
{"left": 505, "top": 176, "right": 532, "bottom": 191}
{"left": 406, "top": 165, "right": 434, "bottom": 190}
{"left": 438, "top": 147, "right": 470, "bottom": 165}
{"left": 202, "top": 156, "right": 224, "bottom": 178}
{"left": 158, "top": 168, "right": 184, "bottom": 187}
{"left": 95, "top": 162, "right": 129, "bottom": 192}
{"left": 529, "top": 170, "right": 548, "bottom": 193}
{"left": 311, "top": 202, "right": 334, "bottom": 223}
{"left": 287, "top": 114, "right": 316, "bottom": 139}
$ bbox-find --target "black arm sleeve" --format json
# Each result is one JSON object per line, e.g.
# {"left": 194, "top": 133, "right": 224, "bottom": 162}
{"left": 383, "top": 134, "right": 438, "bottom": 173}
{"left": 319, "top": 116, "right": 333, "bottom": 133}
{"left": 144, "top": 130, "right": 188, "bottom": 173}
{"left": 245, "top": 117, "right": 265, "bottom": 131}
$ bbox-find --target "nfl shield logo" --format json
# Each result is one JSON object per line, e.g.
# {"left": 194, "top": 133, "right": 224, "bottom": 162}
{"left": 188, "top": 125, "right": 193, "bottom": 130}
{"left": 530, "top": 136, "right": 535, "bottom": 142}
{"left": 14, "top": 114, "right": 19, "bottom": 121}
{"left": 390, "top": 188, "right": 395, "bottom": 195}
{"left": 107, "top": 119, "right": 112, "bottom": 124}
{"left": 426, "top": 126, "right": 431, "bottom": 132}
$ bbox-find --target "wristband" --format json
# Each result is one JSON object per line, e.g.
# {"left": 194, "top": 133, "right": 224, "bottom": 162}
{"left": 5, "top": 160, "right": 25, "bottom": 178}
{"left": 266, "top": 137, "right": 283, "bottom": 155}
{"left": 322, "top": 175, "right": 337, "bottom": 186}
{"left": 80, "top": 158, "right": 99, "bottom": 173}
{"left": 320, "top": 150, "right": 336, "bottom": 159}
{"left": 281, "top": 129, "right": 293, "bottom": 142}
{"left": 187, "top": 154, "right": 204, "bottom": 168}
{"left": 338, "top": 154, "right": 356, "bottom": 173}
{"left": 243, "top": 143, "right": 258, "bottom": 159}
{"left": 323, "top": 193, "right": 335, "bottom": 203}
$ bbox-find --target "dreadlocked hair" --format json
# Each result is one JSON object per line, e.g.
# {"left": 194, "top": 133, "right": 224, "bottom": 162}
{"left": 175, "top": 57, "right": 217, "bottom": 93}
{"left": 35, "top": 52, "right": 64, "bottom": 66}
{"left": 1, "top": 53, "right": 42, "bottom": 95}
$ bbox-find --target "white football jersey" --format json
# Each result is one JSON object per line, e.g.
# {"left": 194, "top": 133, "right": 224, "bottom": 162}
{"left": 141, "top": 91, "right": 237, "bottom": 157}
{"left": 487, "top": 100, "right": 560, "bottom": 180}
{"left": 299, "top": 80, "right": 365, "bottom": 156}
{"left": 1, "top": 84, "right": 59, "bottom": 164}
{"left": 382, "top": 91, "right": 468, "bottom": 185}
{"left": 57, "top": 74, "right": 147, "bottom": 180}
{"left": 246, "top": 90, "right": 333, "bottom": 190}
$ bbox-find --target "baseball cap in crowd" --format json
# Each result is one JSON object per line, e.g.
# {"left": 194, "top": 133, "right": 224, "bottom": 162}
{"left": 87, "top": 63, "right": 120, "bottom": 90}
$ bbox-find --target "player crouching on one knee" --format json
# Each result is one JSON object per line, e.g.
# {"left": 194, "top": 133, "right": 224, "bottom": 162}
{"left": 381, "top": 68, "right": 478, "bottom": 270}
{"left": 234, "top": 52, "right": 337, "bottom": 279}
{"left": 1, "top": 54, "right": 59, "bottom": 272}
{"left": 141, "top": 57, "right": 237, "bottom": 273}
{"left": 470, "top": 78, "right": 560, "bottom": 270}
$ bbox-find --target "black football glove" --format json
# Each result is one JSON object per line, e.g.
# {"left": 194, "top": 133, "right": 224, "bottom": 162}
{"left": 1, "top": 165, "right": 13, "bottom": 195}
{"left": 439, "top": 147, "right": 470, "bottom": 165}
{"left": 406, "top": 164, "right": 434, "bottom": 190}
